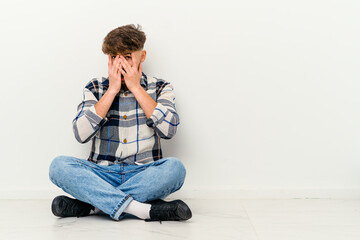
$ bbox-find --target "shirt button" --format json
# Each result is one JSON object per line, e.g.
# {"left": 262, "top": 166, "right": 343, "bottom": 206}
{"left": 124, "top": 92, "right": 128, "bottom": 96}
{"left": 123, "top": 138, "right": 127, "bottom": 143}
{"left": 123, "top": 115, "right": 127, "bottom": 119}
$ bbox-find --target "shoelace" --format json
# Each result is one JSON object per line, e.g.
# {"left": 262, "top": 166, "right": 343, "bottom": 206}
{"left": 152, "top": 205, "right": 179, "bottom": 222}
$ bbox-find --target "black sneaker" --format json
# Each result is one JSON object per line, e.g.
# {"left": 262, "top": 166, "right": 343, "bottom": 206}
{"left": 145, "top": 199, "right": 192, "bottom": 222}
{"left": 51, "top": 195, "right": 94, "bottom": 218}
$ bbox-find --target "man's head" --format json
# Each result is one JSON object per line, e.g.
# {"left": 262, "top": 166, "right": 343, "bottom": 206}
{"left": 102, "top": 24, "right": 147, "bottom": 70}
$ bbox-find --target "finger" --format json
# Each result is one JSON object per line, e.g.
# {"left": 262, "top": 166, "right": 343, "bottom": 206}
{"left": 132, "top": 52, "right": 140, "bottom": 69}
{"left": 116, "top": 63, "right": 122, "bottom": 78}
{"left": 110, "top": 55, "right": 115, "bottom": 74}
{"left": 117, "top": 60, "right": 124, "bottom": 75}
{"left": 134, "top": 52, "right": 142, "bottom": 72}
{"left": 112, "top": 55, "right": 120, "bottom": 74}
{"left": 108, "top": 55, "right": 112, "bottom": 75}
{"left": 118, "top": 65, "right": 125, "bottom": 75}
{"left": 120, "top": 56, "right": 131, "bottom": 74}
{"left": 116, "top": 59, "right": 126, "bottom": 75}
{"left": 108, "top": 54, "right": 115, "bottom": 70}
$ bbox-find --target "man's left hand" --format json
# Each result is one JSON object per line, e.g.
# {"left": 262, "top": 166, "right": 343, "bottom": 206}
{"left": 119, "top": 52, "right": 142, "bottom": 92}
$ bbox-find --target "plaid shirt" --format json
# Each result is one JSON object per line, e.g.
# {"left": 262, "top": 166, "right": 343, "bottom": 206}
{"left": 72, "top": 72, "right": 180, "bottom": 166}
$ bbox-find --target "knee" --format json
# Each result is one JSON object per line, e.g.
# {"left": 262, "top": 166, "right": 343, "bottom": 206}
{"left": 137, "top": 158, "right": 186, "bottom": 202}
{"left": 165, "top": 157, "right": 186, "bottom": 184}
{"left": 49, "top": 155, "right": 73, "bottom": 182}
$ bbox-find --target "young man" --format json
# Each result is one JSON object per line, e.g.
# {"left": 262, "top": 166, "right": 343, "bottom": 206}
{"left": 48, "top": 24, "right": 192, "bottom": 222}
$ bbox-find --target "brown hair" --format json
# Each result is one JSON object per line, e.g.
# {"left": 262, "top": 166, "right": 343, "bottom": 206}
{"left": 102, "top": 24, "right": 146, "bottom": 56}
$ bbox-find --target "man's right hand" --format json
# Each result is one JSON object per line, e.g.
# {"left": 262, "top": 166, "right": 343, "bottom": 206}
{"left": 94, "top": 55, "right": 122, "bottom": 119}
{"left": 108, "top": 54, "right": 122, "bottom": 93}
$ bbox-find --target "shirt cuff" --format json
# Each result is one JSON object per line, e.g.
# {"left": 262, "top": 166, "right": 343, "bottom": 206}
{"left": 146, "top": 103, "right": 169, "bottom": 128}
{"left": 84, "top": 105, "right": 108, "bottom": 127}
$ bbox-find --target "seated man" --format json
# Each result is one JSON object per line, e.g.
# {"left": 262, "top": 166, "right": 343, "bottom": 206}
{"left": 48, "top": 24, "right": 192, "bottom": 222}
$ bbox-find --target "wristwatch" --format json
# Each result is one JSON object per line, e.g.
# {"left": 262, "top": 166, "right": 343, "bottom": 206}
{"left": 146, "top": 118, "right": 155, "bottom": 128}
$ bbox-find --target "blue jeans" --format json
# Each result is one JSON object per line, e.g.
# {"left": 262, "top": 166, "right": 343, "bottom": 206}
{"left": 48, "top": 155, "right": 186, "bottom": 221}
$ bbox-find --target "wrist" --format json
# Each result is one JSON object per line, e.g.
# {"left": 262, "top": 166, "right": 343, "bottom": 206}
{"left": 106, "top": 88, "right": 119, "bottom": 96}
{"left": 129, "top": 84, "right": 142, "bottom": 94}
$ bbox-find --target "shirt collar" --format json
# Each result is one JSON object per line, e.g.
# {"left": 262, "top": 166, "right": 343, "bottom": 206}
{"left": 140, "top": 72, "right": 148, "bottom": 89}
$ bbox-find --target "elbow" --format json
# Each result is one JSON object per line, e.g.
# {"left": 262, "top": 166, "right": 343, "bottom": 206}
{"left": 162, "top": 116, "right": 180, "bottom": 139}
{"left": 161, "top": 133, "right": 175, "bottom": 140}
{"left": 157, "top": 124, "right": 178, "bottom": 140}
{"left": 74, "top": 130, "right": 93, "bottom": 144}
{"left": 165, "top": 134, "right": 175, "bottom": 140}
{"left": 75, "top": 135, "right": 90, "bottom": 144}
{"left": 73, "top": 124, "right": 91, "bottom": 144}
{"left": 158, "top": 133, "right": 174, "bottom": 140}
{"left": 72, "top": 113, "right": 104, "bottom": 144}
{"left": 165, "top": 127, "right": 177, "bottom": 139}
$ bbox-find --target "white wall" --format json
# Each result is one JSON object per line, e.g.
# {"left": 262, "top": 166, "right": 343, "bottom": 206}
{"left": 1, "top": 0, "right": 359, "bottom": 199}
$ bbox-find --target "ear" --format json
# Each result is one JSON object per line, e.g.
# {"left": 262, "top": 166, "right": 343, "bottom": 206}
{"left": 140, "top": 50, "right": 147, "bottom": 63}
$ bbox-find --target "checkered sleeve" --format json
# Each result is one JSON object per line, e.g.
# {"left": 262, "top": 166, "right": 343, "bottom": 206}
{"left": 146, "top": 81, "right": 180, "bottom": 139}
{"left": 72, "top": 79, "right": 108, "bottom": 143}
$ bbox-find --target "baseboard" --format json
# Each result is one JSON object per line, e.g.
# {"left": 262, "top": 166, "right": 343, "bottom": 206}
{"left": 1, "top": 186, "right": 360, "bottom": 199}
{"left": 168, "top": 186, "right": 360, "bottom": 199}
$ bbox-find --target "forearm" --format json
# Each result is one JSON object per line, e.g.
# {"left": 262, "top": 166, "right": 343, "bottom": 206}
{"left": 94, "top": 89, "right": 118, "bottom": 118}
{"left": 137, "top": 81, "right": 180, "bottom": 139}
{"left": 131, "top": 86, "right": 157, "bottom": 119}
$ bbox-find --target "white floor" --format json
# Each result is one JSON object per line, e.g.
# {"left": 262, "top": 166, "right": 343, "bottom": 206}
{"left": 1, "top": 198, "right": 360, "bottom": 240}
